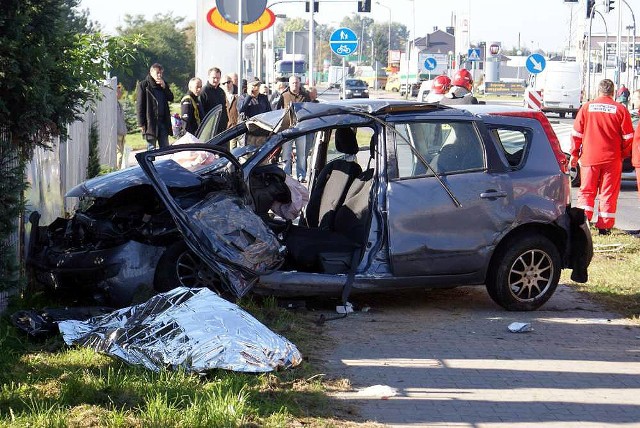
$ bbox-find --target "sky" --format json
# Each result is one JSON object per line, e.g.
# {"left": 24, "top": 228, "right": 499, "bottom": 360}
{"left": 79, "top": 0, "right": 640, "bottom": 53}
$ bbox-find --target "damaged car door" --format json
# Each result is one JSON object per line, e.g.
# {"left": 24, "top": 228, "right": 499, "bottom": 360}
{"left": 136, "top": 144, "right": 284, "bottom": 297}
{"left": 386, "top": 118, "right": 513, "bottom": 279}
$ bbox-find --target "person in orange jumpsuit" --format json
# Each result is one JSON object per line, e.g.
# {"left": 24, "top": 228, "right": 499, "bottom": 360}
{"left": 570, "top": 79, "right": 634, "bottom": 235}
{"left": 631, "top": 90, "right": 640, "bottom": 201}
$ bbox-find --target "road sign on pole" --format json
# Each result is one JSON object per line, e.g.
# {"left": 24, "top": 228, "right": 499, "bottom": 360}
{"left": 330, "top": 27, "right": 359, "bottom": 57}
{"left": 526, "top": 53, "right": 546, "bottom": 74}
{"left": 424, "top": 57, "right": 437, "bottom": 71}
{"left": 468, "top": 48, "right": 481, "bottom": 61}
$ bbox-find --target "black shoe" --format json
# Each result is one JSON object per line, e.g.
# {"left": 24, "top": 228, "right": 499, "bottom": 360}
{"left": 598, "top": 228, "right": 611, "bottom": 236}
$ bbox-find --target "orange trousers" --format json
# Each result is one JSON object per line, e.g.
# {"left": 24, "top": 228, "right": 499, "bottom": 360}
{"left": 577, "top": 161, "right": 623, "bottom": 230}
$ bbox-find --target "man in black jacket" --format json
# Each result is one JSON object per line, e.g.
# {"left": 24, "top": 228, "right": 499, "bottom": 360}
{"left": 199, "top": 66, "right": 229, "bottom": 134}
{"left": 136, "top": 63, "right": 174, "bottom": 150}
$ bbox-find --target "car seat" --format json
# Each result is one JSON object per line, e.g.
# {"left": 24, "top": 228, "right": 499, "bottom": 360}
{"left": 304, "top": 127, "right": 363, "bottom": 229}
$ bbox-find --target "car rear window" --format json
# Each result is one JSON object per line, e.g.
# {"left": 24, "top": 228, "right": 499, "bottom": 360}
{"left": 489, "top": 128, "right": 531, "bottom": 168}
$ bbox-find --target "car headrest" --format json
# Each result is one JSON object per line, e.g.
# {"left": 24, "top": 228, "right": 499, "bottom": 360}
{"left": 335, "top": 127, "right": 358, "bottom": 155}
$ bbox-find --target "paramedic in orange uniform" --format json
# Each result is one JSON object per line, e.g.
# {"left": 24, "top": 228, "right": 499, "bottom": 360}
{"left": 570, "top": 79, "right": 634, "bottom": 235}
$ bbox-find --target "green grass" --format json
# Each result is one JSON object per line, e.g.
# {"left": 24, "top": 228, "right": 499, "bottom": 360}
{"left": 562, "top": 230, "right": 640, "bottom": 320}
{"left": 0, "top": 295, "right": 353, "bottom": 427}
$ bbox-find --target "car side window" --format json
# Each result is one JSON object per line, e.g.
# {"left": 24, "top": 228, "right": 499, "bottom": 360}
{"left": 490, "top": 127, "right": 530, "bottom": 168}
{"left": 390, "top": 121, "right": 485, "bottom": 179}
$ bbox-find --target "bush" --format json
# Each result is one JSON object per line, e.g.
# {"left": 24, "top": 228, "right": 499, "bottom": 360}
{"left": 0, "top": 135, "right": 26, "bottom": 291}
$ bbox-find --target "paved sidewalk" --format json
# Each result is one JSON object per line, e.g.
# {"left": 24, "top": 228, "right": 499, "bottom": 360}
{"left": 317, "top": 284, "right": 640, "bottom": 427}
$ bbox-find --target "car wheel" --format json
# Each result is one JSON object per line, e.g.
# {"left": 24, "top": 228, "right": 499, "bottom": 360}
{"left": 571, "top": 111, "right": 577, "bottom": 119}
{"left": 154, "top": 241, "right": 221, "bottom": 293}
{"left": 486, "top": 234, "right": 561, "bottom": 311}
{"left": 559, "top": 112, "right": 566, "bottom": 118}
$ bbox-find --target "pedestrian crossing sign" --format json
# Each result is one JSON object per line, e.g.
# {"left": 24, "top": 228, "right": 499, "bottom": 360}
{"left": 468, "top": 48, "right": 481, "bottom": 61}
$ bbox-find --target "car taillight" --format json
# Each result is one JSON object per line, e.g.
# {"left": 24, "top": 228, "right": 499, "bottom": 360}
{"left": 490, "top": 111, "right": 569, "bottom": 174}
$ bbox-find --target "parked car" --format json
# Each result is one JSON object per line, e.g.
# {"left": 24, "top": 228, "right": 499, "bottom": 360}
{"left": 400, "top": 82, "right": 420, "bottom": 97}
{"left": 385, "top": 74, "right": 400, "bottom": 92}
{"left": 340, "top": 79, "right": 369, "bottom": 99}
{"left": 28, "top": 101, "right": 592, "bottom": 311}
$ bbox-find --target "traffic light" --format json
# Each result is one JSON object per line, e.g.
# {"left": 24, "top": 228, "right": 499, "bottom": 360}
{"left": 586, "top": 0, "right": 595, "bottom": 18}
{"left": 357, "top": 0, "right": 371, "bottom": 12}
{"left": 606, "top": 0, "right": 615, "bottom": 12}
{"left": 305, "top": 0, "right": 319, "bottom": 12}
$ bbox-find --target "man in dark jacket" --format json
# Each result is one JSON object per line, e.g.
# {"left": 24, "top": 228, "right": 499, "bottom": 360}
{"left": 199, "top": 66, "right": 229, "bottom": 134}
{"left": 239, "top": 78, "right": 272, "bottom": 118}
{"left": 180, "top": 77, "right": 204, "bottom": 135}
{"left": 136, "top": 63, "right": 174, "bottom": 150}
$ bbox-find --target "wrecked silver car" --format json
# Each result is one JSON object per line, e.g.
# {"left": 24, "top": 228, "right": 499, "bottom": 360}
{"left": 29, "top": 101, "right": 592, "bottom": 311}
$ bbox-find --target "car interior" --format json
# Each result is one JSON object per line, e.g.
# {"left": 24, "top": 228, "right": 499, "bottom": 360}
{"left": 248, "top": 126, "right": 376, "bottom": 274}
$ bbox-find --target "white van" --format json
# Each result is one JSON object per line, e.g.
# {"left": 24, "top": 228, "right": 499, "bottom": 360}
{"left": 526, "top": 61, "right": 582, "bottom": 118}
{"left": 416, "top": 80, "right": 433, "bottom": 102}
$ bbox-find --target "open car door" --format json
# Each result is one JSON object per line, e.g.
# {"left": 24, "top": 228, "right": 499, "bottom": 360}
{"left": 195, "top": 105, "right": 223, "bottom": 141}
{"left": 135, "top": 144, "right": 283, "bottom": 297}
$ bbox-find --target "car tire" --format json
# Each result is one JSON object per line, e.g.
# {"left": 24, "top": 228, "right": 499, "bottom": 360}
{"left": 486, "top": 234, "right": 561, "bottom": 311}
{"left": 559, "top": 112, "right": 566, "bottom": 118}
{"left": 571, "top": 111, "right": 577, "bottom": 119}
{"left": 153, "top": 241, "right": 221, "bottom": 293}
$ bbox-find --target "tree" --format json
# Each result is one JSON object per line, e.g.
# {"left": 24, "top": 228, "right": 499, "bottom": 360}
{"left": 114, "top": 13, "right": 195, "bottom": 92}
{"left": 0, "top": 0, "right": 144, "bottom": 152}
{"left": 275, "top": 18, "right": 308, "bottom": 48}
{"left": 313, "top": 23, "right": 335, "bottom": 70}
{"left": 0, "top": 0, "right": 143, "bottom": 288}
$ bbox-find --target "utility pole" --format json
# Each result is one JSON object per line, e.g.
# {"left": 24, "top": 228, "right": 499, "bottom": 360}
{"left": 308, "top": 5, "right": 315, "bottom": 86}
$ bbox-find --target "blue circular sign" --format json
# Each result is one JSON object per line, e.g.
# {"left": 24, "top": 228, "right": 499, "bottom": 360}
{"left": 526, "top": 53, "right": 546, "bottom": 74}
{"left": 424, "top": 57, "right": 437, "bottom": 71}
{"left": 330, "top": 27, "right": 359, "bottom": 57}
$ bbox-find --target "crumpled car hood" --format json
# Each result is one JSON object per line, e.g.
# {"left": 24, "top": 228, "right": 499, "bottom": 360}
{"left": 66, "top": 160, "right": 202, "bottom": 199}
{"left": 58, "top": 287, "right": 302, "bottom": 373}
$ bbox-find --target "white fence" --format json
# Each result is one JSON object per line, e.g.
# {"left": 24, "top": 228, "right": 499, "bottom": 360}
{"left": 1, "top": 78, "right": 119, "bottom": 312}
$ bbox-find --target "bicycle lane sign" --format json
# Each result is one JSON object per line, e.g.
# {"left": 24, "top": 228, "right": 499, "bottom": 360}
{"left": 330, "top": 27, "right": 358, "bottom": 57}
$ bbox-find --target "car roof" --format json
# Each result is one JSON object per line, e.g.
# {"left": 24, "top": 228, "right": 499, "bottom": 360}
{"left": 292, "top": 100, "right": 474, "bottom": 120}
{"left": 245, "top": 100, "right": 480, "bottom": 134}
{"left": 448, "top": 104, "right": 536, "bottom": 116}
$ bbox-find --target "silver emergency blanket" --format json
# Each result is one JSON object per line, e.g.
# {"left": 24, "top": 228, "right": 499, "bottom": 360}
{"left": 58, "top": 287, "right": 302, "bottom": 373}
{"left": 185, "top": 193, "right": 284, "bottom": 297}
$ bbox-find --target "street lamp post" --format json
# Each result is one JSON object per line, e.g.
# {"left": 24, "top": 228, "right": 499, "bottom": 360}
{"left": 621, "top": 0, "right": 637, "bottom": 92}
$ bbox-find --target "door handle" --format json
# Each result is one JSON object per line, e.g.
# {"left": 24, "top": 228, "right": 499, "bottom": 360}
{"left": 480, "top": 190, "right": 508, "bottom": 199}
